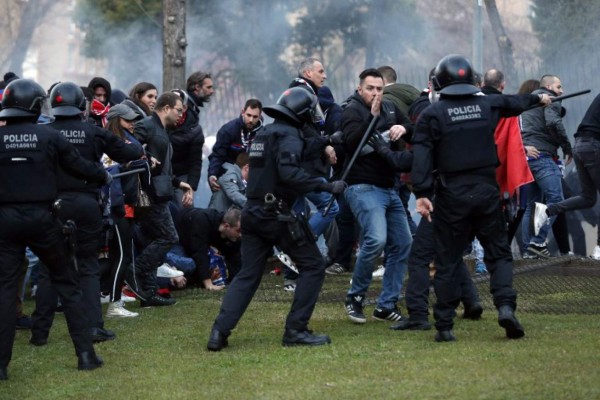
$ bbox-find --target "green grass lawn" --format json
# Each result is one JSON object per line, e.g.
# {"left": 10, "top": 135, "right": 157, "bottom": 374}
{"left": 2, "top": 276, "right": 600, "bottom": 400}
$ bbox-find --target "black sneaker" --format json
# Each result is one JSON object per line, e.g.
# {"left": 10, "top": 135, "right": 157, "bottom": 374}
{"left": 325, "top": 263, "right": 348, "bottom": 275}
{"left": 141, "top": 294, "right": 177, "bottom": 308}
{"left": 372, "top": 307, "right": 403, "bottom": 322}
{"left": 345, "top": 295, "right": 366, "bottom": 324}
{"left": 527, "top": 243, "right": 551, "bottom": 259}
{"left": 522, "top": 250, "right": 539, "bottom": 260}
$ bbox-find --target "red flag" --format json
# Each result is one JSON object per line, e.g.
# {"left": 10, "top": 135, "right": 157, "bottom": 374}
{"left": 494, "top": 116, "right": 533, "bottom": 196}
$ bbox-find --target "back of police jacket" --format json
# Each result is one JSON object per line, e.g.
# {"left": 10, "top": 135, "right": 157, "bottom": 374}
{"left": 0, "top": 121, "right": 107, "bottom": 204}
{"left": 246, "top": 120, "right": 331, "bottom": 207}
{"left": 411, "top": 93, "right": 542, "bottom": 199}
{"left": 51, "top": 117, "right": 144, "bottom": 193}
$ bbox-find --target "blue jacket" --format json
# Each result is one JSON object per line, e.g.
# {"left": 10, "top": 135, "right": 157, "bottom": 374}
{"left": 208, "top": 115, "right": 262, "bottom": 178}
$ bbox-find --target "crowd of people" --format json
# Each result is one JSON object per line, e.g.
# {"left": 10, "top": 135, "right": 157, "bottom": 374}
{"left": 1, "top": 53, "right": 599, "bottom": 380}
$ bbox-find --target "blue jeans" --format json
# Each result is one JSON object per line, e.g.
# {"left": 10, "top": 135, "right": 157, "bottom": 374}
{"left": 293, "top": 179, "right": 339, "bottom": 237}
{"left": 345, "top": 184, "right": 412, "bottom": 309}
{"left": 521, "top": 156, "right": 564, "bottom": 246}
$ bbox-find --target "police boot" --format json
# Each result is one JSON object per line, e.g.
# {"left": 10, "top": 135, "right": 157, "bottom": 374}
{"left": 462, "top": 302, "right": 484, "bottom": 320}
{"left": 206, "top": 327, "right": 229, "bottom": 352}
{"left": 0, "top": 366, "right": 7, "bottom": 381}
{"left": 77, "top": 350, "right": 104, "bottom": 371}
{"left": 434, "top": 330, "right": 456, "bottom": 342}
{"left": 282, "top": 329, "right": 331, "bottom": 347}
{"left": 498, "top": 305, "right": 525, "bottom": 339}
{"left": 390, "top": 319, "right": 432, "bottom": 331}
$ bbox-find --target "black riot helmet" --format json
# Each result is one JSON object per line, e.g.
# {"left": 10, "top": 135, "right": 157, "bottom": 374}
{"left": 263, "top": 87, "right": 317, "bottom": 124}
{"left": 0, "top": 79, "right": 47, "bottom": 119}
{"left": 432, "top": 54, "right": 480, "bottom": 96}
{"left": 50, "top": 82, "right": 86, "bottom": 116}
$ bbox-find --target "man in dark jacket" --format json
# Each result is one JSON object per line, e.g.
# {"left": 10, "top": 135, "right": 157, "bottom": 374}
{"left": 342, "top": 68, "right": 414, "bottom": 325}
{"left": 169, "top": 89, "right": 205, "bottom": 205}
{"left": 176, "top": 207, "right": 241, "bottom": 290}
{"left": 124, "top": 93, "right": 193, "bottom": 307}
{"left": 519, "top": 74, "right": 572, "bottom": 258}
{"left": 208, "top": 98, "right": 263, "bottom": 189}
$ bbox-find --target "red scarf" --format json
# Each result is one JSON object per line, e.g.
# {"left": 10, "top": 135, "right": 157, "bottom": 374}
{"left": 494, "top": 116, "right": 534, "bottom": 196}
{"left": 90, "top": 99, "right": 110, "bottom": 127}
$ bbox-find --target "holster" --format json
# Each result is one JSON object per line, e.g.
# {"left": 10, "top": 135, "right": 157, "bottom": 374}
{"left": 277, "top": 211, "right": 316, "bottom": 246}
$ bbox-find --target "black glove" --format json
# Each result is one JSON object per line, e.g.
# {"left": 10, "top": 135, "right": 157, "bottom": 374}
{"left": 329, "top": 130, "right": 344, "bottom": 145}
{"left": 368, "top": 132, "right": 388, "bottom": 154}
{"left": 104, "top": 171, "right": 113, "bottom": 185}
{"left": 324, "top": 180, "right": 347, "bottom": 195}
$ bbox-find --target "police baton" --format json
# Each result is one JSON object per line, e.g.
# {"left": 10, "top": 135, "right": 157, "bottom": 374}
{"left": 322, "top": 115, "right": 380, "bottom": 216}
{"left": 110, "top": 168, "right": 146, "bottom": 179}
{"left": 526, "top": 89, "right": 591, "bottom": 110}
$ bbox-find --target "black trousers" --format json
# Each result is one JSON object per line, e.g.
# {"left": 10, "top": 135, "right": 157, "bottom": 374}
{"left": 405, "top": 216, "right": 480, "bottom": 322}
{"left": 214, "top": 207, "right": 326, "bottom": 336}
{"left": 32, "top": 192, "right": 104, "bottom": 340}
{"left": 0, "top": 205, "right": 93, "bottom": 369}
{"left": 433, "top": 181, "right": 516, "bottom": 331}
{"left": 100, "top": 215, "right": 135, "bottom": 302}
{"left": 134, "top": 201, "right": 178, "bottom": 295}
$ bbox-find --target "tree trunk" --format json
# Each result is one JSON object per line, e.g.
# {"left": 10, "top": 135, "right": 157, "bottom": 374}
{"left": 484, "top": 0, "right": 517, "bottom": 91}
{"left": 163, "top": 0, "right": 187, "bottom": 91}
{"left": 3, "top": 0, "right": 54, "bottom": 76}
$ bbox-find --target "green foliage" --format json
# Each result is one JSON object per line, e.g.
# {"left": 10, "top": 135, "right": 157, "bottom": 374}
{"left": 530, "top": 0, "right": 600, "bottom": 69}
{"left": 73, "top": 0, "right": 424, "bottom": 96}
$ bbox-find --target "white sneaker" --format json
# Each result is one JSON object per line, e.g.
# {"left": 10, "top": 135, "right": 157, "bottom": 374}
{"left": 100, "top": 293, "right": 110, "bottom": 304}
{"left": 157, "top": 263, "right": 184, "bottom": 278}
{"left": 372, "top": 265, "right": 385, "bottom": 279}
{"left": 283, "top": 280, "right": 296, "bottom": 292}
{"left": 121, "top": 292, "right": 137, "bottom": 303}
{"left": 106, "top": 300, "right": 139, "bottom": 318}
{"left": 592, "top": 245, "right": 600, "bottom": 261}
{"left": 532, "top": 202, "right": 550, "bottom": 237}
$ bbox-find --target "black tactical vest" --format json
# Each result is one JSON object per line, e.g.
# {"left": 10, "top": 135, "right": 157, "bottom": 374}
{"left": 246, "top": 125, "right": 277, "bottom": 201}
{"left": 0, "top": 123, "right": 60, "bottom": 203}
{"left": 50, "top": 119, "right": 100, "bottom": 192}
{"left": 434, "top": 97, "right": 499, "bottom": 174}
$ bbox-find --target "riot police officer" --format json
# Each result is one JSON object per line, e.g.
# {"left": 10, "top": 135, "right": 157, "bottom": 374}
{"left": 30, "top": 82, "right": 144, "bottom": 345}
{"left": 411, "top": 55, "right": 551, "bottom": 342}
{"left": 207, "top": 87, "right": 345, "bottom": 351}
{"left": 0, "top": 79, "right": 111, "bottom": 380}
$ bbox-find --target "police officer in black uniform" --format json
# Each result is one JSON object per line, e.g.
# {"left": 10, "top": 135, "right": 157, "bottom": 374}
{"left": 30, "top": 82, "right": 144, "bottom": 345}
{"left": 411, "top": 55, "right": 551, "bottom": 342}
{"left": 206, "top": 87, "right": 345, "bottom": 351}
{"left": 0, "top": 79, "right": 111, "bottom": 380}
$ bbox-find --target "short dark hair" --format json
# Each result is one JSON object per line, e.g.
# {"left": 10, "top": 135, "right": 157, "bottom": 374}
{"left": 540, "top": 74, "right": 558, "bottom": 87}
{"left": 377, "top": 65, "right": 397, "bottom": 84}
{"left": 359, "top": 68, "right": 383, "bottom": 85}
{"left": 186, "top": 71, "right": 212, "bottom": 93}
{"left": 483, "top": 69, "right": 504, "bottom": 89}
{"left": 223, "top": 207, "right": 242, "bottom": 226}
{"left": 155, "top": 92, "right": 181, "bottom": 111}
{"left": 235, "top": 152, "right": 250, "bottom": 168}
{"left": 244, "top": 98, "right": 262, "bottom": 112}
